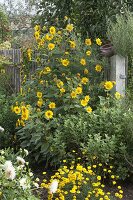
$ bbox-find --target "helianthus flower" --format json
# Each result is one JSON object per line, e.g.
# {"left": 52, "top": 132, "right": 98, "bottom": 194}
{"left": 86, "top": 50, "right": 91, "bottom": 56}
{"left": 75, "top": 87, "right": 82, "bottom": 94}
{"left": 57, "top": 80, "right": 64, "bottom": 88}
{"left": 95, "top": 64, "right": 102, "bottom": 72}
{"left": 13, "top": 106, "right": 21, "bottom": 114}
{"left": 60, "top": 88, "right": 65, "bottom": 93}
{"left": 80, "top": 99, "right": 88, "bottom": 107}
{"left": 45, "top": 34, "right": 53, "bottom": 41}
{"left": 84, "top": 69, "right": 89, "bottom": 74}
{"left": 45, "top": 110, "right": 53, "bottom": 119}
{"left": 49, "top": 102, "right": 56, "bottom": 109}
{"left": 48, "top": 43, "right": 55, "bottom": 50}
{"left": 61, "top": 59, "right": 70, "bottom": 67}
{"left": 80, "top": 58, "right": 86, "bottom": 66}
{"left": 34, "top": 25, "right": 41, "bottom": 32}
{"left": 96, "top": 38, "right": 102, "bottom": 46}
{"left": 49, "top": 26, "right": 56, "bottom": 35}
{"left": 104, "top": 81, "right": 113, "bottom": 90}
{"left": 21, "top": 110, "right": 29, "bottom": 120}
{"left": 69, "top": 41, "right": 76, "bottom": 48}
{"left": 84, "top": 95, "right": 90, "bottom": 102}
{"left": 66, "top": 24, "right": 74, "bottom": 32}
{"left": 85, "top": 38, "right": 92, "bottom": 46}
{"left": 37, "top": 99, "right": 43, "bottom": 107}
{"left": 70, "top": 91, "right": 77, "bottom": 98}
{"left": 37, "top": 92, "right": 42, "bottom": 98}
{"left": 34, "top": 31, "right": 40, "bottom": 40}
{"left": 81, "top": 77, "right": 89, "bottom": 84}
{"left": 115, "top": 92, "right": 121, "bottom": 100}
{"left": 43, "top": 67, "right": 51, "bottom": 74}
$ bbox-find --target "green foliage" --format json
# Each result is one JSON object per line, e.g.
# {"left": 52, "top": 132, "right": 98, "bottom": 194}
{"left": 13, "top": 23, "right": 106, "bottom": 164}
{"left": 0, "top": 94, "right": 18, "bottom": 149}
{"left": 0, "top": 6, "right": 10, "bottom": 42}
{"left": 35, "top": 0, "right": 133, "bottom": 39}
{"left": 107, "top": 11, "right": 133, "bottom": 56}
{"left": 48, "top": 97, "right": 133, "bottom": 179}
{"left": 0, "top": 148, "right": 39, "bottom": 200}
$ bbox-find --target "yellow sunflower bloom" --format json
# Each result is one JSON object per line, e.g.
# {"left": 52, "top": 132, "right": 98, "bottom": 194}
{"left": 115, "top": 92, "right": 121, "bottom": 100}
{"left": 34, "top": 31, "right": 40, "bottom": 40}
{"left": 37, "top": 92, "right": 42, "bottom": 98}
{"left": 21, "top": 110, "right": 29, "bottom": 120}
{"left": 48, "top": 43, "right": 55, "bottom": 50}
{"left": 61, "top": 59, "right": 70, "bottom": 67}
{"left": 69, "top": 41, "right": 76, "bottom": 48}
{"left": 49, "top": 26, "right": 56, "bottom": 35}
{"left": 80, "top": 99, "right": 88, "bottom": 107}
{"left": 37, "top": 99, "right": 43, "bottom": 107}
{"left": 45, "top": 110, "right": 53, "bottom": 119}
{"left": 84, "top": 69, "right": 89, "bottom": 74}
{"left": 43, "top": 67, "right": 51, "bottom": 74}
{"left": 70, "top": 91, "right": 77, "bottom": 98}
{"left": 84, "top": 95, "right": 90, "bottom": 102}
{"left": 75, "top": 87, "right": 82, "bottom": 94}
{"left": 104, "top": 81, "right": 113, "bottom": 90}
{"left": 80, "top": 58, "right": 86, "bottom": 66}
{"left": 57, "top": 80, "right": 64, "bottom": 88}
{"left": 13, "top": 106, "right": 21, "bottom": 114}
{"left": 96, "top": 38, "right": 102, "bottom": 46}
{"left": 60, "top": 88, "right": 66, "bottom": 93}
{"left": 49, "top": 102, "right": 56, "bottom": 109}
{"left": 85, "top": 38, "right": 92, "bottom": 46}
{"left": 95, "top": 64, "right": 102, "bottom": 72}
{"left": 86, "top": 50, "right": 91, "bottom": 56}
{"left": 81, "top": 77, "right": 89, "bottom": 84}
{"left": 66, "top": 24, "right": 74, "bottom": 32}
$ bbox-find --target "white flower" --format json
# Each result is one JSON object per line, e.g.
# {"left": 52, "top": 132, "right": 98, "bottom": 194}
{"left": 0, "top": 150, "right": 5, "bottom": 155}
{"left": 24, "top": 149, "right": 28, "bottom": 156}
{"left": 17, "top": 156, "right": 25, "bottom": 166}
{"left": 19, "top": 178, "right": 30, "bottom": 190}
{"left": 49, "top": 179, "right": 58, "bottom": 194}
{"left": 29, "top": 172, "right": 33, "bottom": 177}
{"left": 4, "top": 161, "right": 13, "bottom": 170}
{"left": 0, "top": 126, "right": 4, "bottom": 132}
{"left": 5, "top": 166, "right": 16, "bottom": 180}
{"left": 33, "top": 182, "right": 39, "bottom": 188}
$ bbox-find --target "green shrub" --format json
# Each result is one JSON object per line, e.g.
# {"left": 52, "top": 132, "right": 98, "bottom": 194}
{"left": 47, "top": 97, "right": 133, "bottom": 179}
{"left": 107, "top": 10, "right": 133, "bottom": 57}
{"left": 0, "top": 94, "right": 18, "bottom": 149}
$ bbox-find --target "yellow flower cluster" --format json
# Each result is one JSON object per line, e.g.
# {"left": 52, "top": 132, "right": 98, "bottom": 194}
{"left": 41, "top": 160, "right": 123, "bottom": 200}
{"left": 12, "top": 103, "right": 30, "bottom": 127}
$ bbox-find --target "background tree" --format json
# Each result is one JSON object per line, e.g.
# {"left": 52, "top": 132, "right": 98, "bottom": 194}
{"left": 0, "top": 6, "right": 10, "bottom": 43}
{"left": 35, "top": 0, "right": 133, "bottom": 39}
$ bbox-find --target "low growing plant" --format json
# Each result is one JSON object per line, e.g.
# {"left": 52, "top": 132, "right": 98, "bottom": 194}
{"left": 41, "top": 158, "right": 124, "bottom": 200}
{"left": 0, "top": 148, "right": 39, "bottom": 200}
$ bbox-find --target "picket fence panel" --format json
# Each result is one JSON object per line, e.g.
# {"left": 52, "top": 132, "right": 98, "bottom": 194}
{"left": 0, "top": 49, "right": 37, "bottom": 93}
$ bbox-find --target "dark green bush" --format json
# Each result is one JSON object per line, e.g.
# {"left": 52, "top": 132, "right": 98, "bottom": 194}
{"left": 0, "top": 94, "right": 18, "bottom": 149}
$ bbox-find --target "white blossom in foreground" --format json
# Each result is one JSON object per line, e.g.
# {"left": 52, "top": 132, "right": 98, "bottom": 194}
{"left": 4, "top": 161, "right": 13, "bottom": 170}
{"left": 49, "top": 179, "right": 58, "bottom": 194}
{"left": 0, "top": 126, "right": 4, "bottom": 132}
{"left": 17, "top": 156, "right": 25, "bottom": 166}
{"left": 19, "top": 178, "right": 30, "bottom": 190}
{"left": 5, "top": 165, "right": 16, "bottom": 180}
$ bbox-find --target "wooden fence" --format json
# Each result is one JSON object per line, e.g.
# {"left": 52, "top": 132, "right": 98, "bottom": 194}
{"left": 0, "top": 49, "right": 22, "bottom": 93}
{"left": 0, "top": 49, "right": 127, "bottom": 95}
